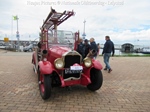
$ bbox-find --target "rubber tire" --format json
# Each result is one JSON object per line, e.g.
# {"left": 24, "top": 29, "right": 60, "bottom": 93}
{"left": 28, "top": 49, "right": 32, "bottom": 52}
{"left": 87, "top": 69, "right": 103, "bottom": 91}
{"left": 39, "top": 75, "right": 51, "bottom": 100}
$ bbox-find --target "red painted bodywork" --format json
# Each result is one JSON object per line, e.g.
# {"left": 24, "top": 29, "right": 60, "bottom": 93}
{"left": 59, "top": 73, "right": 91, "bottom": 87}
{"left": 33, "top": 45, "right": 103, "bottom": 86}
{"left": 92, "top": 59, "right": 103, "bottom": 70}
{"left": 38, "top": 61, "right": 54, "bottom": 75}
{"left": 48, "top": 46, "right": 71, "bottom": 64}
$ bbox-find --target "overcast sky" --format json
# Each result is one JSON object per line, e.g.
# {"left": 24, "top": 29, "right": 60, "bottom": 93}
{"left": 0, "top": 0, "right": 150, "bottom": 45}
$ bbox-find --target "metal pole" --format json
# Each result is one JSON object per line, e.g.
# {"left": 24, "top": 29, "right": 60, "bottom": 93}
{"left": 16, "top": 15, "right": 20, "bottom": 51}
{"left": 82, "top": 20, "right": 86, "bottom": 39}
{"left": 83, "top": 20, "right": 86, "bottom": 34}
{"left": 17, "top": 17, "right": 18, "bottom": 32}
{"left": 54, "top": 24, "right": 57, "bottom": 44}
{"left": 11, "top": 16, "right": 13, "bottom": 40}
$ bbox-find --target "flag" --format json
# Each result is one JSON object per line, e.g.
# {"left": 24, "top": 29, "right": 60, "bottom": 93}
{"left": 13, "top": 15, "right": 18, "bottom": 20}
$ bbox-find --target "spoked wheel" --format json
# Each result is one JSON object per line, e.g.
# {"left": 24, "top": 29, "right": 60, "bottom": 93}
{"left": 87, "top": 68, "right": 103, "bottom": 91}
{"left": 38, "top": 69, "right": 51, "bottom": 100}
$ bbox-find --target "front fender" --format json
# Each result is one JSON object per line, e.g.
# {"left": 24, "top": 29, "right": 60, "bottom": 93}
{"left": 38, "top": 61, "right": 54, "bottom": 75}
{"left": 92, "top": 59, "right": 103, "bottom": 70}
{"left": 83, "top": 59, "right": 103, "bottom": 77}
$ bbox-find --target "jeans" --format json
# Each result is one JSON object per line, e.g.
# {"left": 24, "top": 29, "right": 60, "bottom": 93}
{"left": 103, "top": 53, "right": 111, "bottom": 69}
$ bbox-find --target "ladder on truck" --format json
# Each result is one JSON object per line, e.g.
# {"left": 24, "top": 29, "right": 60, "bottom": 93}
{"left": 42, "top": 7, "right": 75, "bottom": 30}
{"left": 40, "top": 7, "right": 75, "bottom": 47}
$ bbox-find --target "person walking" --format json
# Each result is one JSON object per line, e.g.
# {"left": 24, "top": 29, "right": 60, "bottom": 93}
{"left": 102, "top": 36, "right": 114, "bottom": 73}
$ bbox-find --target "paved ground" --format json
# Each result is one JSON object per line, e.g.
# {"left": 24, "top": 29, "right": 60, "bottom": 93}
{"left": 0, "top": 50, "right": 150, "bottom": 112}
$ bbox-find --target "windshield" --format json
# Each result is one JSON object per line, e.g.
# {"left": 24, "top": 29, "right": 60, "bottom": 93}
{"left": 48, "top": 30, "right": 75, "bottom": 47}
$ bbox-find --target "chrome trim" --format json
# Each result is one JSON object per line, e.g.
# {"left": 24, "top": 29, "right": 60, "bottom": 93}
{"left": 54, "top": 58, "right": 65, "bottom": 69}
{"left": 60, "top": 50, "right": 82, "bottom": 81}
{"left": 64, "top": 76, "right": 81, "bottom": 81}
{"left": 62, "top": 50, "right": 82, "bottom": 63}
{"left": 83, "top": 57, "right": 92, "bottom": 68}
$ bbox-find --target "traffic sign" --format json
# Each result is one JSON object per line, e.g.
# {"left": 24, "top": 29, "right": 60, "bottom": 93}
{"left": 82, "top": 33, "right": 86, "bottom": 37}
{"left": 16, "top": 34, "right": 20, "bottom": 39}
{"left": 4, "top": 37, "right": 9, "bottom": 42}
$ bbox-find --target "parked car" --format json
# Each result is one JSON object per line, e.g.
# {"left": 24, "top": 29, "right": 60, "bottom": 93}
{"left": 0, "top": 43, "right": 4, "bottom": 46}
{"left": 23, "top": 44, "right": 33, "bottom": 52}
{"left": 32, "top": 8, "right": 103, "bottom": 100}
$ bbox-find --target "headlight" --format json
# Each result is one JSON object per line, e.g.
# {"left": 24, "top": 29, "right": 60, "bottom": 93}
{"left": 83, "top": 57, "right": 92, "bottom": 68}
{"left": 54, "top": 58, "right": 64, "bottom": 69}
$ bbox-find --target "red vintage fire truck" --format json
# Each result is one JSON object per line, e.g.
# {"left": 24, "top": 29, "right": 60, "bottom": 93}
{"left": 32, "top": 8, "right": 103, "bottom": 100}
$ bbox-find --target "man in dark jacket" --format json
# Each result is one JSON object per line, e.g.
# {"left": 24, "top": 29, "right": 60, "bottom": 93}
{"left": 89, "top": 38, "right": 98, "bottom": 58}
{"left": 84, "top": 39, "right": 91, "bottom": 58}
{"left": 77, "top": 38, "right": 85, "bottom": 59}
{"left": 102, "top": 36, "right": 115, "bottom": 73}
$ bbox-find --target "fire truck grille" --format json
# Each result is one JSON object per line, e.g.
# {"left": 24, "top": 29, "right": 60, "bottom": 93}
{"left": 64, "top": 55, "right": 80, "bottom": 68}
{"left": 63, "top": 55, "right": 81, "bottom": 79}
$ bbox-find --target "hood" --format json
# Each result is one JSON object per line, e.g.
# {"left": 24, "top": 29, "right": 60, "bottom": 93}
{"left": 50, "top": 46, "right": 71, "bottom": 57}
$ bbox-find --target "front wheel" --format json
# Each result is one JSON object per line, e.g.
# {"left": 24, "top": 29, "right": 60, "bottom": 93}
{"left": 38, "top": 72, "right": 51, "bottom": 100}
{"left": 87, "top": 69, "right": 103, "bottom": 91}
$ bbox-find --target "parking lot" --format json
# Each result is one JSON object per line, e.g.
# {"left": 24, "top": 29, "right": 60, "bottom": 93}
{"left": 0, "top": 50, "right": 150, "bottom": 112}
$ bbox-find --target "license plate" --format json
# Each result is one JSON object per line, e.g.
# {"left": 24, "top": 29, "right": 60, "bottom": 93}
{"left": 65, "top": 68, "right": 82, "bottom": 74}
{"left": 70, "top": 66, "right": 83, "bottom": 70}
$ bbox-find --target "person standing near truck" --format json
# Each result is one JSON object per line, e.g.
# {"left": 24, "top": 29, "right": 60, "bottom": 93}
{"left": 88, "top": 38, "right": 98, "bottom": 59}
{"left": 96, "top": 43, "right": 100, "bottom": 58}
{"left": 77, "top": 38, "right": 85, "bottom": 59}
{"left": 83, "top": 39, "right": 91, "bottom": 58}
{"left": 102, "top": 36, "right": 115, "bottom": 73}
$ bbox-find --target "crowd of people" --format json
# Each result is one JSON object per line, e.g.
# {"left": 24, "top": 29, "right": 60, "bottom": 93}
{"left": 76, "top": 36, "right": 114, "bottom": 73}
{"left": 77, "top": 37, "right": 99, "bottom": 59}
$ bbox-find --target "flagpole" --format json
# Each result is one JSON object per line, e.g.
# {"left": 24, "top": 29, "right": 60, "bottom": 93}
{"left": 11, "top": 15, "right": 13, "bottom": 40}
{"left": 17, "top": 16, "right": 18, "bottom": 32}
{"left": 16, "top": 15, "right": 20, "bottom": 51}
